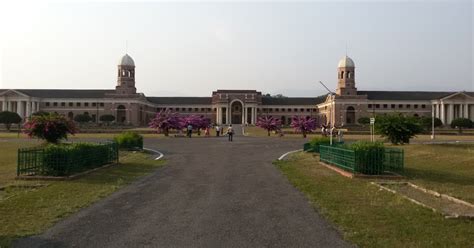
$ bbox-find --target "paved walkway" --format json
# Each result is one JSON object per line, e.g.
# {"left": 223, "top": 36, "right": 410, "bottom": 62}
{"left": 15, "top": 136, "right": 351, "bottom": 248}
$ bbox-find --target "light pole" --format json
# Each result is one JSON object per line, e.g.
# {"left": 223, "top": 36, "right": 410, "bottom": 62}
{"left": 431, "top": 104, "right": 435, "bottom": 140}
{"left": 319, "top": 81, "right": 335, "bottom": 145}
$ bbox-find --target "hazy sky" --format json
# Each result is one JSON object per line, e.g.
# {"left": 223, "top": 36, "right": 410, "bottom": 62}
{"left": 1, "top": 1, "right": 472, "bottom": 97}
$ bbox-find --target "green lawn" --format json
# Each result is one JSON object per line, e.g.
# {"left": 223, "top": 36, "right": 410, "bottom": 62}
{"left": 275, "top": 145, "right": 474, "bottom": 247}
{"left": 0, "top": 150, "right": 165, "bottom": 247}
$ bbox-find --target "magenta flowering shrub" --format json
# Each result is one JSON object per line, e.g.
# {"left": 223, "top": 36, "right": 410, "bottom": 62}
{"left": 148, "top": 110, "right": 183, "bottom": 136}
{"left": 149, "top": 110, "right": 212, "bottom": 136}
{"left": 290, "top": 116, "right": 316, "bottom": 138}
{"left": 23, "top": 113, "right": 77, "bottom": 143}
{"left": 256, "top": 116, "right": 282, "bottom": 136}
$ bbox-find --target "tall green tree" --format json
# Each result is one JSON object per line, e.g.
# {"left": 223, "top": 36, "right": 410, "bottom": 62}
{"left": 0, "top": 111, "right": 22, "bottom": 131}
{"left": 375, "top": 114, "right": 423, "bottom": 145}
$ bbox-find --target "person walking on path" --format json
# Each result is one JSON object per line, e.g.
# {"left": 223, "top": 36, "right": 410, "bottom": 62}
{"left": 227, "top": 125, "right": 234, "bottom": 142}
{"left": 204, "top": 126, "right": 210, "bottom": 137}
{"left": 187, "top": 124, "right": 193, "bottom": 138}
{"left": 215, "top": 125, "right": 220, "bottom": 137}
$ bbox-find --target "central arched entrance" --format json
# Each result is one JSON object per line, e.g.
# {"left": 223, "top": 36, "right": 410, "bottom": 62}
{"left": 231, "top": 101, "right": 243, "bottom": 124}
{"left": 117, "top": 105, "right": 126, "bottom": 123}
{"left": 346, "top": 106, "right": 355, "bottom": 124}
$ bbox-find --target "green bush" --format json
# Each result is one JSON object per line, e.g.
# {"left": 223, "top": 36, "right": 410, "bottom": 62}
{"left": 307, "top": 137, "right": 331, "bottom": 153}
{"left": 113, "top": 131, "right": 143, "bottom": 150}
{"left": 39, "top": 142, "right": 117, "bottom": 176}
{"left": 450, "top": 118, "right": 472, "bottom": 134}
{"left": 358, "top": 117, "right": 370, "bottom": 126}
{"left": 375, "top": 114, "right": 423, "bottom": 144}
{"left": 349, "top": 141, "right": 385, "bottom": 175}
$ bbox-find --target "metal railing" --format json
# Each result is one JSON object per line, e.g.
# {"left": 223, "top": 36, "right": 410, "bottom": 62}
{"left": 319, "top": 145, "right": 404, "bottom": 175}
{"left": 18, "top": 142, "right": 119, "bottom": 177}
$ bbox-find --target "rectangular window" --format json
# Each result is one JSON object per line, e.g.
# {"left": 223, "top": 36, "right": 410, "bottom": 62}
{"left": 53, "top": 102, "right": 58, "bottom": 107}
{"left": 46, "top": 102, "right": 50, "bottom": 107}
{"left": 406, "top": 104, "right": 411, "bottom": 108}
{"left": 85, "top": 102, "right": 89, "bottom": 107}
{"left": 188, "top": 108, "right": 192, "bottom": 111}
{"left": 77, "top": 102, "right": 81, "bottom": 107}
{"left": 391, "top": 104, "right": 396, "bottom": 108}
{"left": 288, "top": 109, "right": 292, "bottom": 112}
{"left": 375, "top": 104, "right": 380, "bottom": 108}
{"left": 414, "top": 104, "right": 418, "bottom": 109}
{"left": 69, "top": 102, "right": 73, "bottom": 107}
{"left": 92, "top": 103, "right": 97, "bottom": 107}
{"left": 421, "top": 104, "right": 426, "bottom": 108}
{"left": 61, "top": 102, "right": 65, "bottom": 107}
{"left": 194, "top": 108, "right": 198, "bottom": 111}
{"left": 383, "top": 104, "right": 388, "bottom": 108}
{"left": 100, "top": 103, "right": 104, "bottom": 107}
{"left": 399, "top": 104, "right": 403, "bottom": 108}
{"left": 368, "top": 104, "right": 372, "bottom": 108}
{"left": 300, "top": 109, "right": 304, "bottom": 112}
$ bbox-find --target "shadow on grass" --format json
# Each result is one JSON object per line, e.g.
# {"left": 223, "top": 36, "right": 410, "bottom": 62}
{"left": 10, "top": 235, "right": 66, "bottom": 248}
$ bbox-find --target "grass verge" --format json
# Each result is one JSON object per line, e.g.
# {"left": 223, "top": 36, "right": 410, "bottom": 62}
{"left": 0, "top": 151, "right": 165, "bottom": 247}
{"left": 275, "top": 150, "right": 473, "bottom": 247}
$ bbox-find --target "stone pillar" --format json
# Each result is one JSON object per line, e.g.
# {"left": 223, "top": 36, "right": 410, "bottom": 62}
{"left": 463, "top": 104, "right": 469, "bottom": 118}
{"left": 2, "top": 100, "right": 6, "bottom": 111}
{"left": 7, "top": 101, "right": 12, "bottom": 112}
{"left": 226, "top": 107, "right": 230, "bottom": 125}
{"left": 17, "top": 101, "right": 24, "bottom": 118}
{"left": 242, "top": 105, "right": 246, "bottom": 124}
{"left": 216, "top": 108, "right": 220, "bottom": 125}
{"left": 250, "top": 107, "right": 255, "bottom": 124}
{"left": 26, "top": 101, "right": 31, "bottom": 118}
{"left": 436, "top": 104, "right": 440, "bottom": 118}
{"left": 440, "top": 103, "right": 445, "bottom": 124}
{"left": 448, "top": 104, "right": 454, "bottom": 125}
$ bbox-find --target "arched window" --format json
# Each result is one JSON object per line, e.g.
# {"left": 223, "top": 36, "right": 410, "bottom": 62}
{"left": 347, "top": 71, "right": 351, "bottom": 78}
{"left": 341, "top": 71, "right": 345, "bottom": 79}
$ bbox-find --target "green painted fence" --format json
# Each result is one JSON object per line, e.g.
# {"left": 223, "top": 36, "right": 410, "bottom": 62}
{"left": 320, "top": 145, "right": 404, "bottom": 175}
{"left": 17, "top": 142, "right": 119, "bottom": 177}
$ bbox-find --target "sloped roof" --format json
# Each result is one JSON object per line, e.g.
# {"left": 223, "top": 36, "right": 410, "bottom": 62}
{"left": 357, "top": 91, "right": 470, "bottom": 101}
{"left": 0, "top": 89, "right": 115, "bottom": 98}
{"left": 146, "top": 97, "right": 212, "bottom": 105}
{"left": 262, "top": 95, "right": 326, "bottom": 105}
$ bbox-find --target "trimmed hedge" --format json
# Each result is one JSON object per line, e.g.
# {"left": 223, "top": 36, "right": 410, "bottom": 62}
{"left": 304, "top": 137, "right": 340, "bottom": 153}
{"left": 18, "top": 142, "right": 119, "bottom": 177}
{"left": 349, "top": 141, "right": 385, "bottom": 175}
{"left": 113, "top": 131, "right": 143, "bottom": 150}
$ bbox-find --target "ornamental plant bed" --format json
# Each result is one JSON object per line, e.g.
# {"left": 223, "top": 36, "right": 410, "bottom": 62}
{"left": 17, "top": 142, "right": 119, "bottom": 177}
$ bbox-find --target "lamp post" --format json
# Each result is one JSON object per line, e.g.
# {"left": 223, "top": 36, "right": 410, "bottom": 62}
{"left": 319, "top": 81, "right": 335, "bottom": 145}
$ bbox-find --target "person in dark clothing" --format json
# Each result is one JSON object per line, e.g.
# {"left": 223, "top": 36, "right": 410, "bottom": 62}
{"left": 227, "top": 125, "right": 234, "bottom": 142}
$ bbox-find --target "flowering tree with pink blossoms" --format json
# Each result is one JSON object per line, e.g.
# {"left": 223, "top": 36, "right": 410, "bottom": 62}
{"left": 23, "top": 113, "right": 77, "bottom": 144}
{"left": 256, "top": 116, "right": 282, "bottom": 136}
{"left": 148, "top": 110, "right": 183, "bottom": 136}
{"left": 182, "top": 115, "right": 211, "bottom": 135}
{"left": 290, "top": 116, "right": 316, "bottom": 138}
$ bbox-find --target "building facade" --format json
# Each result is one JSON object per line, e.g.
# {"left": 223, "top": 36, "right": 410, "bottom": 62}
{"left": 1, "top": 54, "right": 473, "bottom": 127}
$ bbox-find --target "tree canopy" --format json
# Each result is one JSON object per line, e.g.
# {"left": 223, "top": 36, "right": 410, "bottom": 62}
{"left": 375, "top": 114, "right": 423, "bottom": 144}
{"left": 0, "top": 111, "right": 22, "bottom": 130}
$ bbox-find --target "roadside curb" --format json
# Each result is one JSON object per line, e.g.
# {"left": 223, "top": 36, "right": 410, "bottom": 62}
{"left": 278, "top": 149, "right": 303, "bottom": 161}
{"left": 142, "top": 147, "right": 164, "bottom": 160}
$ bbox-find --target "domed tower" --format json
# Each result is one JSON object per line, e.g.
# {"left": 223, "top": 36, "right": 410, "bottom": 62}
{"left": 336, "top": 56, "right": 357, "bottom": 96}
{"left": 116, "top": 54, "right": 137, "bottom": 95}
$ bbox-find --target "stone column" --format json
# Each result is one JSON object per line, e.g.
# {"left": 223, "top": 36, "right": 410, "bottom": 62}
{"left": 17, "top": 101, "right": 24, "bottom": 118}
{"left": 448, "top": 104, "right": 454, "bottom": 125}
{"left": 226, "top": 107, "right": 230, "bottom": 125}
{"left": 436, "top": 104, "right": 440, "bottom": 118}
{"left": 242, "top": 105, "right": 246, "bottom": 124}
{"left": 26, "top": 101, "right": 31, "bottom": 118}
{"left": 440, "top": 103, "right": 445, "bottom": 124}
{"left": 463, "top": 104, "right": 469, "bottom": 118}
{"left": 216, "top": 107, "right": 220, "bottom": 125}
{"left": 7, "top": 101, "right": 12, "bottom": 112}
{"left": 2, "top": 100, "right": 6, "bottom": 111}
{"left": 250, "top": 107, "right": 255, "bottom": 124}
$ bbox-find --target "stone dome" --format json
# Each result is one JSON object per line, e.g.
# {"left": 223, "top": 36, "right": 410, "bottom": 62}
{"left": 337, "top": 56, "right": 355, "bottom": 68}
{"left": 118, "top": 54, "right": 135, "bottom": 66}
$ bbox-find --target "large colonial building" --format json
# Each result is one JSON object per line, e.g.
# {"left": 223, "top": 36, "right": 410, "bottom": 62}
{"left": 1, "top": 54, "right": 473, "bottom": 127}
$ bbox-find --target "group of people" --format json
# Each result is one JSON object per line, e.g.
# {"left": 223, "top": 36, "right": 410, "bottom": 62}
{"left": 186, "top": 124, "right": 235, "bottom": 141}
{"left": 320, "top": 124, "right": 336, "bottom": 137}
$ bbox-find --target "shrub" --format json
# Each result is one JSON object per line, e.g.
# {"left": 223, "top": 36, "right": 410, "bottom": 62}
{"left": 307, "top": 137, "right": 331, "bottom": 153}
{"left": 74, "top": 114, "right": 92, "bottom": 124}
{"left": 450, "top": 118, "right": 472, "bottom": 134}
{"left": 113, "top": 131, "right": 143, "bottom": 150}
{"left": 357, "top": 117, "right": 370, "bottom": 126}
{"left": 100, "top": 114, "right": 115, "bottom": 124}
{"left": 0, "top": 111, "right": 22, "bottom": 131}
{"left": 256, "top": 116, "right": 282, "bottom": 136}
{"left": 418, "top": 116, "right": 442, "bottom": 131}
{"left": 349, "top": 141, "right": 385, "bottom": 175}
{"left": 40, "top": 142, "right": 117, "bottom": 176}
{"left": 23, "top": 113, "right": 77, "bottom": 143}
{"left": 375, "top": 114, "right": 423, "bottom": 145}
